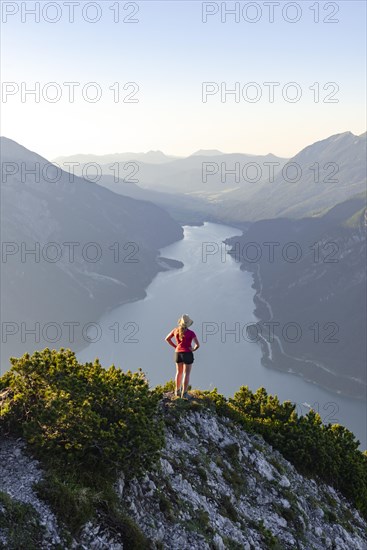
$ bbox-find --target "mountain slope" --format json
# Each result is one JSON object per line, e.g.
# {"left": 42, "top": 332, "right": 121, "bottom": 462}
{"left": 226, "top": 194, "right": 367, "bottom": 397}
{"left": 51, "top": 131, "right": 366, "bottom": 226}
{"left": 53, "top": 151, "right": 288, "bottom": 196}
{"left": 0, "top": 137, "right": 183, "bottom": 367}
{"left": 0, "top": 397, "right": 366, "bottom": 549}
{"left": 219, "top": 131, "right": 366, "bottom": 222}
{"left": 90, "top": 174, "right": 217, "bottom": 225}
{"left": 1, "top": 348, "right": 366, "bottom": 548}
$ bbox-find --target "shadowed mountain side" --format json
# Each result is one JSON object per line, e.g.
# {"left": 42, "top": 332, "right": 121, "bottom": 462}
{"left": 226, "top": 194, "right": 367, "bottom": 398}
{"left": 51, "top": 132, "right": 365, "bottom": 226}
{"left": 218, "top": 132, "right": 366, "bottom": 222}
{"left": 90, "top": 174, "right": 218, "bottom": 226}
{"left": 0, "top": 137, "right": 184, "bottom": 368}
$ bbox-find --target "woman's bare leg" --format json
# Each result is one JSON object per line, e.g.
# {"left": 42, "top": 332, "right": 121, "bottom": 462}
{"left": 175, "top": 363, "right": 184, "bottom": 393}
{"left": 182, "top": 363, "right": 192, "bottom": 394}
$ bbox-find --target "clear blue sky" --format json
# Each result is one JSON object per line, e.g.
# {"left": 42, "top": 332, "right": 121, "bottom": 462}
{"left": 1, "top": 1, "right": 366, "bottom": 159}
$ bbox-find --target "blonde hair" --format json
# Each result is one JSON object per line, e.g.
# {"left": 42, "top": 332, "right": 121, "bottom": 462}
{"left": 177, "top": 314, "right": 193, "bottom": 341}
{"left": 178, "top": 325, "right": 187, "bottom": 340}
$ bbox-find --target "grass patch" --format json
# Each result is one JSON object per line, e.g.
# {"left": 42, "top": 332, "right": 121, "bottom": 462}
{"left": 222, "top": 535, "right": 245, "bottom": 550}
{"left": 35, "top": 471, "right": 104, "bottom": 535}
{"left": 323, "top": 507, "right": 338, "bottom": 524}
{"left": 258, "top": 520, "right": 283, "bottom": 550}
{"left": 222, "top": 465, "right": 247, "bottom": 499}
{"left": 0, "top": 491, "right": 46, "bottom": 550}
{"left": 339, "top": 506, "right": 357, "bottom": 533}
{"left": 196, "top": 466, "right": 208, "bottom": 483}
{"left": 223, "top": 442, "right": 240, "bottom": 463}
{"left": 157, "top": 490, "right": 175, "bottom": 522}
{"left": 217, "top": 494, "right": 239, "bottom": 523}
{"left": 277, "top": 505, "right": 306, "bottom": 535}
{"left": 100, "top": 505, "right": 151, "bottom": 550}
{"left": 185, "top": 508, "right": 214, "bottom": 541}
{"left": 35, "top": 465, "right": 151, "bottom": 548}
{"left": 268, "top": 456, "right": 286, "bottom": 475}
{"left": 191, "top": 453, "right": 208, "bottom": 483}
{"left": 324, "top": 492, "right": 337, "bottom": 508}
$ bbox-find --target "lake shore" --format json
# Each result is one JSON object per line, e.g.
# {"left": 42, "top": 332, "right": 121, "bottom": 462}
{"left": 76, "top": 222, "right": 366, "bottom": 449}
{"left": 246, "top": 262, "right": 367, "bottom": 401}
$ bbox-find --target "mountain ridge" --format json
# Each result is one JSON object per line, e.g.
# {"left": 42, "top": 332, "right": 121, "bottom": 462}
{"left": 0, "top": 137, "right": 184, "bottom": 368}
{"left": 0, "top": 350, "right": 366, "bottom": 550}
{"left": 47, "top": 130, "right": 366, "bottom": 226}
{"left": 226, "top": 194, "right": 367, "bottom": 398}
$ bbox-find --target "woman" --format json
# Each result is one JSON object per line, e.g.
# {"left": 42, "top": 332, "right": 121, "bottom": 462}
{"left": 165, "top": 314, "right": 200, "bottom": 399}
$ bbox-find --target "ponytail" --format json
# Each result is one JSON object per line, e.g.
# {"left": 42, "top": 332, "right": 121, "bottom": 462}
{"left": 178, "top": 325, "right": 187, "bottom": 340}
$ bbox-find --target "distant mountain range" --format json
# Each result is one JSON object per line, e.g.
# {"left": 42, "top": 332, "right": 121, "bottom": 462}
{"left": 53, "top": 131, "right": 366, "bottom": 226}
{"left": 53, "top": 149, "right": 287, "bottom": 195}
{"left": 2, "top": 132, "right": 366, "bottom": 399}
{"left": 218, "top": 131, "right": 366, "bottom": 222}
{"left": 52, "top": 150, "right": 288, "bottom": 224}
{"left": 52, "top": 149, "right": 242, "bottom": 167}
{"left": 190, "top": 149, "right": 225, "bottom": 156}
{"left": 0, "top": 137, "right": 183, "bottom": 367}
{"left": 52, "top": 149, "right": 226, "bottom": 166}
{"left": 53, "top": 150, "right": 180, "bottom": 166}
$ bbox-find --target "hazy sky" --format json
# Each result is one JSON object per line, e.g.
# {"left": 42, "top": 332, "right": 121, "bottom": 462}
{"left": 1, "top": 1, "right": 366, "bottom": 159}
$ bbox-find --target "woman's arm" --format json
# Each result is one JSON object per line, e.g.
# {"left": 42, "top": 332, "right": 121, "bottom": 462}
{"left": 165, "top": 331, "right": 177, "bottom": 349}
{"left": 192, "top": 336, "right": 200, "bottom": 351}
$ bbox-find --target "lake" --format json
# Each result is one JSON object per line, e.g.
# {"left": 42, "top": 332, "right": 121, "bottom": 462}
{"left": 77, "top": 222, "right": 367, "bottom": 449}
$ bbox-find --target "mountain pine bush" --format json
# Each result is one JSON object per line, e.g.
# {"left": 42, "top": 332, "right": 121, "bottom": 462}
{"left": 1, "top": 351, "right": 366, "bottom": 523}
{"left": 220, "top": 385, "right": 367, "bottom": 518}
{"left": 0, "top": 348, "right": 164, "bottom": 479}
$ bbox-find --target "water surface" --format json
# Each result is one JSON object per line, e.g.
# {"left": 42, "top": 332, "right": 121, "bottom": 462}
{"left": 78, "top": 222, "right": 367, "bottom": 449}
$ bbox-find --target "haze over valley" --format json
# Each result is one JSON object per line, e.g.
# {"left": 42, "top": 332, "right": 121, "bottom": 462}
{"left": 1, "top": 3, "right": 367, "bottom": 545}
{"left": 1, "top": 131, "right": 365, "bottom": 410}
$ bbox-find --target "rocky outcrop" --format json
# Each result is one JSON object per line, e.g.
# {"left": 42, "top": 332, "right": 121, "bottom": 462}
{"left": 1, "top": 393, "right": 366, "bottom": 549}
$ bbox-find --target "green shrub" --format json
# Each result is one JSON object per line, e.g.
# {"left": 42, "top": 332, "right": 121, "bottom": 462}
{"left": 99, "top": 505, "right": 151, "bottom": 550}
{"left": 218, "top": 494, "right": 239, "bottom": 523}
{"left": 258, "top": 519, "right": 283, "bottom": 549}
{"left": 35, "top": 471, "right": 104, "bottom": 534}
{"left": 155, "top": 378, "right": 192, "bottom": 394}
{"left": 0, "top": 491, "right": 46, "bottom": 549}
{"left": 0, "top": 348, "right": 164, "bottom": 480}
{"left": 0, "top": 348, "right": 167, "bottom": 538}
{"left": 203, "top": 385, "right": 367, "bottom": 519}
{"left": 156, "top": 378, "right": 176, "bottom": 393}
{"left": 2, "top": 348, "right": 367, "bottom": 532}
